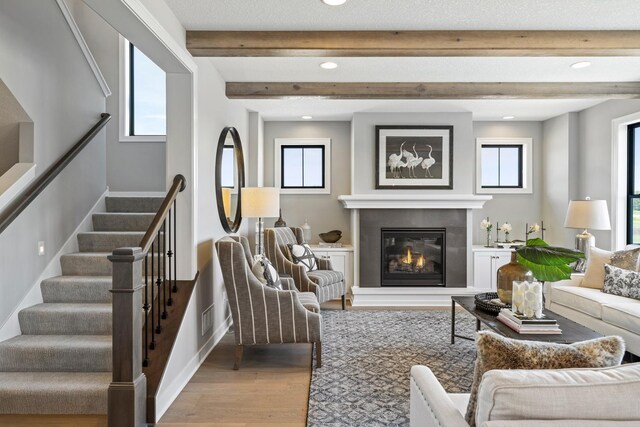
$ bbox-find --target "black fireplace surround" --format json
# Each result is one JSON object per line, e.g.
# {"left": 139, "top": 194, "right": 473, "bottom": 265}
{"left": 381, "top": 228, "right": 446, "bottom": 287}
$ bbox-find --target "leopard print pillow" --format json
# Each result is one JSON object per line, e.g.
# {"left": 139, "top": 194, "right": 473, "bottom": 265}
{"left": 464, "top": 331, "right": 625, "bottom": 427}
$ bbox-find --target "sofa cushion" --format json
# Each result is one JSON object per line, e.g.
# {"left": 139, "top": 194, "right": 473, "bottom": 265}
{"left": 602, "top": 303, "right": 640, "bottom": 334}
{"left": 287, "top": 243, "right": 318, "bottom": 272}
{"left": 581, "top": 247, "right": 612, "bottom": 289}
{"left": 476, "top": 363, "right": 640, "bottom": 426}
{"left": 551, "top": 285, "right": 634, "bottom": 319}
{"left": 465, "top": 331, "right": 625, "bottom": 427}
{"left": 611, "top": 247, "right": 640, "bottom": 271}
{"left": 307, "top": 269, "right": 344, "bottom": 286}
{"left": 603, "top": 264, "right": 640, "bottom": 300}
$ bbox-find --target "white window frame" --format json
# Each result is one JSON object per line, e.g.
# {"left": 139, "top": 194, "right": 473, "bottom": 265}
{"left": 274, "top": 138, "right": 331, "bottom": 195}
{"left": 475, "top": 137, "right": 533, "bottom": 194}
{"left": 119, "top": 36, "right": 166, "bottom": 143}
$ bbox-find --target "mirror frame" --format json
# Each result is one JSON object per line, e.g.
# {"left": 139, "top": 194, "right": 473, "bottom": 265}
{"left": 215, "top": 126, "right": 245, "bottom": 233}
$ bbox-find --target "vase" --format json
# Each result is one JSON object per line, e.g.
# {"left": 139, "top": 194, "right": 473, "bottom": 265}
{"left": 523, "top": 281, "right": 544, "bottom": 318}
{"left": 485, "top": 231, "right": 492, "bottom": 247}
{"left": 274, "top": 209, "right": 287, "bottom": 227}
{"left": 496, "top": 252, "right": 530, "bottom": 305}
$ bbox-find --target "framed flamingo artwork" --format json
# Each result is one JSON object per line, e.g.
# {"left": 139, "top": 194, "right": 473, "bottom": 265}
{"left": 375, "top": 125, "right": 454, "bottom": 189}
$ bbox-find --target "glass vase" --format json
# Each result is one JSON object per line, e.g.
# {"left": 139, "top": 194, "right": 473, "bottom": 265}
{"left": 497, "top": 252, "right": 530, "bottom": 305}
{"left": 485, "top": 231, "right": 493, "bottom": 247}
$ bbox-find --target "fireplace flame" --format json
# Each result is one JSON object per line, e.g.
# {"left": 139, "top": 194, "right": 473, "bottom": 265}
{"left": 402, "top": 248, "right": 413, "bottom": 265}
{"left": 416, "top": 255, "right": 425, "bottom": 269}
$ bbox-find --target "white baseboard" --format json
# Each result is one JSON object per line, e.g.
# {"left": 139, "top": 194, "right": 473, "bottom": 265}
{"left": 351, "top": 286, "right": 478, "bottom": 307}
{"left": 155, "top": 314, "right": 232, "bottom": 420}
{"left": 108, "top": 191, "right": 166, "bottom": 197}
{"left": 0, "top": 188, "right": 108, "bottom": 341}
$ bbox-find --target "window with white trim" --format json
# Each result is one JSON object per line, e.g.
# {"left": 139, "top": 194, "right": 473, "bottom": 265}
{"left": 476, "top": 138, "right": 533, "bottom": 194}
{"left": 120, "top": 38, "right": 166, "bottom": 142}
{"left": 275, "top": 138, "right": 331, "bottom": 194}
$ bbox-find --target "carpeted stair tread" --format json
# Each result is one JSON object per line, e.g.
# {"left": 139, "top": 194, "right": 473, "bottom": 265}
{"left": 92, "top": 212, "right": 155, "bottom": 232}
{"left": 77, "top": 231, "right": 145, "bottom": 252}
{"left": 0, "top": 372, "right": 110, "bottom": 414}
{"left": 106, "top": 196, "right": 164, "bottom": 213}
{"left": 19, "top": 303, "right": 112, "bottom": 335}
{"left": 41, "top": 276, "right": 112, "bottom": 303}
{"left": 60, "top": 252, "right": 112, "bottom": 276}
{"left": 0, "top": 335, "right": 111, "bottom": 372}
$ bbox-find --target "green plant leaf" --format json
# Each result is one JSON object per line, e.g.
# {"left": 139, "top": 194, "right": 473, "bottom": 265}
{"left": 526, "top": 238, "right": 549, "bottom": 247}
{"left": 516, "top": 255, "right": 573, "bottom": 282}
{"left": 516, "top": 245, "right": 584, "bottom": 266}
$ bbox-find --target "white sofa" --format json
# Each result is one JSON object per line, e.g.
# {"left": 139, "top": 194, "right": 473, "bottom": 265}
{"left": 546, "top": 274, "right": 640, "bottom": 355}
{"left": 410, "top": 363, "right": 640, "bottom": 427}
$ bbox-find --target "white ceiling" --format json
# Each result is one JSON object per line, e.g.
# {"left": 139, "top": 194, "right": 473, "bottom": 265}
{"left": 164, "top": 0, "right": 640, "bottom": 121}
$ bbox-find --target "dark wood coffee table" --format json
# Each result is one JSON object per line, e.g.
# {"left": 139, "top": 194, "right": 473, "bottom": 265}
{"left": 451, "top": 295, "right": 603, "bottom": 344}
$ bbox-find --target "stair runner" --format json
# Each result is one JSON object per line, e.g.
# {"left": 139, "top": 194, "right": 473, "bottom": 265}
{"left": 0, "top": 196, "right": 163, "bottom": 415}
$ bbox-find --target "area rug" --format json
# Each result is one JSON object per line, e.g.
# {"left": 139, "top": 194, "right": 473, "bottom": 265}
{"left": 307, "top": 309, "right": 476, "bottom": 427}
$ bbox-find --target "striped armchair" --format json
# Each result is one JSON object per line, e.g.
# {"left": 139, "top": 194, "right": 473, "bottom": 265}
{"left": 215, "top": 236, "right": 322, "bottom": 370}
{"left": 264, "top": 227, "right": 346, "bottom": 309}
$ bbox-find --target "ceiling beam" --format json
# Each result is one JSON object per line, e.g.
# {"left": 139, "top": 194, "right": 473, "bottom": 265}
{"left": 188, "top": 30, "right": 640, "bottom": 57}
{"left": 225, "top": 82, "right": 640, "bottom": 99}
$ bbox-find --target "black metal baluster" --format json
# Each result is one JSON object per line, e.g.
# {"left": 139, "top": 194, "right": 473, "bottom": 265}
{"left": 142, "top": 257, "right": 149, "bottom": 367}
{"left": 172, "top": 199, "right": 177, "bottom": 293}
{"left": 150, "top": 240, "right": 156, "bottom": 350}
{"left": 167, "top": 207, "right": 173, "bottom": 306}
{"left": 156, "top": 227, "right": 162, "bottom": 334}
{"left": 162, "top": 220, "right": 168, "bottom": 319}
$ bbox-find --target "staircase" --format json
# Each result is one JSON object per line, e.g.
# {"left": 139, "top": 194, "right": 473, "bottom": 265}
{"left": 0, "top": 196, "right": 163, "bottom": 415}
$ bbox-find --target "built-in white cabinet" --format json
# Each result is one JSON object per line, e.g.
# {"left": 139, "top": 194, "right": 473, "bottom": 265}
{"left": 310, "top": 245, "right": 354, "bottom": 299}
{"left": 472, "top": 246, "right": 513, "bottom": 291}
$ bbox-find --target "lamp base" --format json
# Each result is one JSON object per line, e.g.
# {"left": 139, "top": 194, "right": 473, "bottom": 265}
{"left": 255, "top": 218, "right": 265, "bottom": 255}
{"left": 574, "top": 229, "right": 595, "bottom": 272}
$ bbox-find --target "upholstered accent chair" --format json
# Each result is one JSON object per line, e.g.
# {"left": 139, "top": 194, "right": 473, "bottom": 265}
{"left": 264, "top": 227, "right": 346, "bottom": 309}
{"left": 215, "top": 236, "right": 322, "bottom": 370}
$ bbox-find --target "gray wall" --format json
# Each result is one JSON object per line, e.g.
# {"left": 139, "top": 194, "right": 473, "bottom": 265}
{"left": 0, "top": 0, "right": 107, "bottom": 326}
{"left": 541, "top": 113, "right": 579, "bottom": 247}
{"left": 69, "top": 1, "right": 166, "bottom": 192}
{"left": 263, "top": 121, "right": 352, "bottom": 244}
{"left": 472, "top": 121, "right": 543, "bottom": 244}
{"left": 352, "top": 112, "right": 474, "bottom": 194}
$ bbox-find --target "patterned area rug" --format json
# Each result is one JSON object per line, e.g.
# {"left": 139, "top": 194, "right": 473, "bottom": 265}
{"left": 307, "top": 309, "right": 476, "bottom": 427}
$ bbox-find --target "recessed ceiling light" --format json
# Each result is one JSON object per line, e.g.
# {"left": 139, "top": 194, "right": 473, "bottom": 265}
{"left": 322, "top": 0, "right": 347, "bottom": 5}
{"left": 320, "top": 61, "right": 338, "bottom": 70}
{"left": 503, "top": 116, "right": 515, "bottom": 120}
{"left": 571, "top": 61, "right": 591, "bottom": 69}
{"left": 302, "top": 115, "right": 313, "bottom": 120}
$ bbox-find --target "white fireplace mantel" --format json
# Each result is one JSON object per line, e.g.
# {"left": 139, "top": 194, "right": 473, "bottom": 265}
{"left": 338, "top": 194, "right": 492, "bottom": 210}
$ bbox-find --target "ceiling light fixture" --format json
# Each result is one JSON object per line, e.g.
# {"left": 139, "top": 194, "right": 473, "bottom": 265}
{"left": 320, "top": 61, "right": 338, "bottom": 70}
{"left": 571, "top": 61, "right": 592, "bottom": 69}
{"left": 302, "top": 115, "right": 313, "bottom": 120}
{"left": 322, "top": 0, "right": 347, "bottom": 5}
{"left": 503, "top": 116, "right": 515, "bottom": 120}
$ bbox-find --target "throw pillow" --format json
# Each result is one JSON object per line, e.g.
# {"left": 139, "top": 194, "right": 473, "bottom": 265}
{"left": 581, "top": 247, "right": 612, "bottom": 289}
{"left": 251, "top": 255, "right": 282, "bottom": 290}
{"left": 464, "top": 331, "right": 625, "bottom": 427}
{"left": 287, "top": 243, "right": 318, "bottom": 272}
{"left": 603, "top": 264, "right": 640, "bottom": 300}
{"left": 611, "top": 247, "right": 640, "bottom": 271}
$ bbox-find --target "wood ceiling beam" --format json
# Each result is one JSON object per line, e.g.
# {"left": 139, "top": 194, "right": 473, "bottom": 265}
{"left": 225, "top": 82, "right": 640, "bottom": 100}
{"left": 188, "top": 30, "right": 640, "bottom": 57}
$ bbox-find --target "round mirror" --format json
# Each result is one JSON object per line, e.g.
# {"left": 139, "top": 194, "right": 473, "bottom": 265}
{"left": 215, "top": 127, "right": 245, "bottom": 233}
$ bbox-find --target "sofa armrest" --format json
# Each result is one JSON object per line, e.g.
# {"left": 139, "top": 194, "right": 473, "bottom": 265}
{"left": 410, "top": 366, "right": 469, "bottom": 427}
{"left": 316, "top": 256, "right": 333, "bottom": 270}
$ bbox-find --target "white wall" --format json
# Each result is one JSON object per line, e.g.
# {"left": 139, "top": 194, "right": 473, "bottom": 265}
{"left": 472, "top": 121, "right": 543, "bottom": 244}
{"left": 263, "top": 121, "right": 352, "bottom": 244}
{"left": 0, "top": 0, "right": 107, "bottom": 328}
{"left": 69, "top": 1, "right": 166, "bottom": 192}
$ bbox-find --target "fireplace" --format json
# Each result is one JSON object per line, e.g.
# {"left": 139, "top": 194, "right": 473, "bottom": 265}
{"left": 381, "top": 228, "right": 446, "bottom": 287}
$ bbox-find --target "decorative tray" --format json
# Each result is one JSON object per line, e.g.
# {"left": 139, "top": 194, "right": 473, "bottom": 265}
{"left": 474, "top": 292, "right": 510, "bottom": 315}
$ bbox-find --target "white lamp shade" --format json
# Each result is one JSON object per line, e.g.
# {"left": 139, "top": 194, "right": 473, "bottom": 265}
{"left": 564, "top": 199, "right": 611, "bottom": 230}
{"left": 241, "top": 187, "right": 280, "bottom": 218}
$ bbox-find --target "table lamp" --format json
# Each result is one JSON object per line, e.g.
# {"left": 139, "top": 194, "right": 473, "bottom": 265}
{"left": 241, "top": 187, "right": 280, "bottom": 255}
{"left": 564, "top": 197, "right": 611, "bottom": 271}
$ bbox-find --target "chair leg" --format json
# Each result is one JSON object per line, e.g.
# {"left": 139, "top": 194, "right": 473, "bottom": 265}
{"left": 341, "top": 294, "right": 346, "bottom": 310}
{"left": 315, "top": 342, "right": 322, "bottom": 368}
{"left": 233, "top": 345, "right": 243, "bottom": 370}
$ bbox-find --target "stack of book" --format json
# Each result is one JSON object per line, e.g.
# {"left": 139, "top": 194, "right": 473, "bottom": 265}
{"left": 497, "top": 309, "right": 562, "bottom": 334}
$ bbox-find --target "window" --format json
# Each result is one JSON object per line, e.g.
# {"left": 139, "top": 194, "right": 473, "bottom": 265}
{"left": 120, "top": 37, "right": 166, "bottom": 142}
{"left": 475, "top": 138, "right": 532, "bottom": 194}
{"left": 627, "top": 122, "right": 640, "bottom": 244}
{"left": 275, "top": 138, "right": 331, "bottom": 194}
{"left": 220, "top": 145, "right": 235, "bottom": 188}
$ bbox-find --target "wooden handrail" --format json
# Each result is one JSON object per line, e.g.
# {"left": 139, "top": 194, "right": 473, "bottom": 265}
{"left": 139, "top": 174, "right": 186, "bottom": 254}
{"left": 0, "top": 113, "right": 111, "bottom": 234}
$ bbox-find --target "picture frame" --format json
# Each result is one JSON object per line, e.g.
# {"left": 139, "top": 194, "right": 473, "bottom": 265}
{"left": 375, "top": 125, "right": 454, "bottom": 189}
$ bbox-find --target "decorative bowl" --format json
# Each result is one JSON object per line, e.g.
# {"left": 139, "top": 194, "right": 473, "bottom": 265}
{"left": 319, "top": 230, "right": 342, "bottom": 243}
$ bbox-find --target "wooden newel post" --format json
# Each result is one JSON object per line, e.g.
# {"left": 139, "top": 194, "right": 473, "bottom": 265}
{"left": 108, "top": 247, "right": 147, "bottom": 427}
